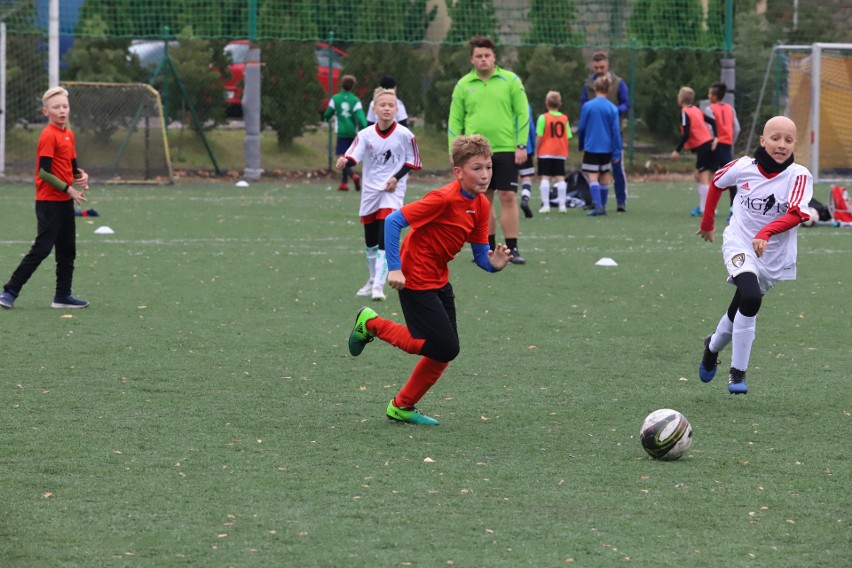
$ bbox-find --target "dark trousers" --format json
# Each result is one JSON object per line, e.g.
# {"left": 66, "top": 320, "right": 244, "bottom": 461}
{"left": 4, "top": 200, "right": 77, "bottom": 297}
{"left": 398, "top": 283, "right": 460, "bottom": 363}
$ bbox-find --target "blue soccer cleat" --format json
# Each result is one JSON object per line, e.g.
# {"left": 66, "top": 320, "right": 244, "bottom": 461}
{"left": 698, "top": 334, "right": 719, "bottom": 383}
{"left": 727, "top": 368, "right": 748, "bottom": 394}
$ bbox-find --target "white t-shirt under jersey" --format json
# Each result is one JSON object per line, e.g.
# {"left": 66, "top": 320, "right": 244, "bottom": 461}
{"left": 367, "top": 98, "right": 408, "bottom": 124}
{"left": 344, "top": 122, "right": 421, "bottom": 217}
{"left": 715, "top": 156, "right": 813, "bottom": 287}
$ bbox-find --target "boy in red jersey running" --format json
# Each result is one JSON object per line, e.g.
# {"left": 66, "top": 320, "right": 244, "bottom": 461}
{"left": 347, "top": 135, "right": 513, "bottom": 425}
{"left": 0, "top": 87, "right": 90, "bottom": 310}
{"left": 696, "top": 116, "right": 813, "bottom": 394}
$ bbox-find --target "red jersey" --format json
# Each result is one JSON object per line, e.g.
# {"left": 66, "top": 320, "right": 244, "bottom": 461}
{"left": 399, "top": 179, "right": 490, "bottom": 290}
{"left": 680, "top": 105, "right": 713, "bottom": 151}
{"left": 709, "top": 102, "right": 735, "bottom": 145}
{"left": 35, "top": 123, "right": 76, "bottom": 201}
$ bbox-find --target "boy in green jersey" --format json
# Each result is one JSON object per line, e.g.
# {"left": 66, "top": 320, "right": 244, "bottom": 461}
{"left": 323, "top": 75, "right": 367, "bottom": 191}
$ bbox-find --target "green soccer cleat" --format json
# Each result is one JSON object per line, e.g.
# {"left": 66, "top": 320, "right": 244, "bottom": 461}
{"left": 348, "top": 306, "right": 378, "bottom": 356}
{"left": 386, "top": 399, "right": 439, "bottom": 425}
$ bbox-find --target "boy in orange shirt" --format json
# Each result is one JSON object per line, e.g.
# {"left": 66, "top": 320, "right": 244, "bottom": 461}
{"left": 670, "top": 86, "right": 717, "bottom": 217}
{"left": 1, "top": 87, "right": 90, "bottom": 310}
{"left": 535, "top": 91, "right": 572, "bottom": 213}
{"left": 347, "top": 135, "right": 512, "bottom": 425}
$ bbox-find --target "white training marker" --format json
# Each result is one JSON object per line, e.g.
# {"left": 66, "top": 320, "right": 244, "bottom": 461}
{"left": 94, "top": 226, "right": 115, "bottom": 234}
{"left": 595, "top": 257, "right": 618, "bottom": 267}
{"left": 235, "top": 180, "right": 250, "bottom": 187}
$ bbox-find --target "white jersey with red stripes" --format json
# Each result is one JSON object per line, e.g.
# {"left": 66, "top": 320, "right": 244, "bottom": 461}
{"left": 715, "top": 156, "right": 813, "bottom": 284}
{"left": 345, "top": 122, "right": 421, "bottom": 217}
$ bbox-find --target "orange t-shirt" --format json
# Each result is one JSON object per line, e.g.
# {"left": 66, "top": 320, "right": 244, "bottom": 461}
{"left": 680, "top": 105, "right": 713, "bottom": 151}
{"left": 710, "top": 102, "right": 735, "bottom": 145}
{"left": 399, "top": 180, "right": 490, "bottom": 290}
{"left": 537, "top": 112, "right": 570, "bottom": 158}
{"left": 35, "top": 123, "right": 76, "bottom": 201}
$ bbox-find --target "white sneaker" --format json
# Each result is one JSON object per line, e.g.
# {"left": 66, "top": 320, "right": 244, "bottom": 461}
{"left": 372, "top": 286, "right": 386, "bottom": 301}
{"left": 356, "top": 280, "right": 373, "bottom": 297}
{"left": 538, "top": 205, "right": 551, "bottom": 213}
{"left": 558, "top": 206, "right": 568, "bottom": 213}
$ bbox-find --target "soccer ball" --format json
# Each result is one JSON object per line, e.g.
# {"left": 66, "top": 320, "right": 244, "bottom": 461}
{"left": 640, "top": 409, "right": 693, "bottom": 461}
{"left": 802, "top": 207, "right": 819, "bottom": 227}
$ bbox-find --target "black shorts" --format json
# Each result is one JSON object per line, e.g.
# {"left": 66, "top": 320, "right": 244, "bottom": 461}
{"left": 489, "top": 152, "right": 519, "bottom": 192}
{"left": 518, "top": 155, "right": 535, "bottom": 178}
{"left": 694, "top": 141, "right": 716, "bottom": 172}
{"left": 581, "top": 152, "right": 612, "bottom": 174}
{"left": 335, "top": 137, "right": 355, "bottom": 156}
{"left": 537, "top": 158, "right": 566, "bottom": 177}
{"left": 714, "top": 143, "right": 734, "bottom": 169}
{"left": 398, "top": 283, "right": 459, "bottom": 363}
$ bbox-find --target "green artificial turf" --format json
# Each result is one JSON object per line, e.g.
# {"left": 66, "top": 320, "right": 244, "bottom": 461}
{"left": 0, "top": 178, "right": 849, "bottom": 567}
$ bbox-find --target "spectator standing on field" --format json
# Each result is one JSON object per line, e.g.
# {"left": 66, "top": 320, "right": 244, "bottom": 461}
{"left": 448, "top": 35, "right": 530, "bottom": 265}
{"left": 580, "top": 51, "right": 629, "bottom": 212}
{"left": 670, "top": 86, "right": 717, "bottom": 217}
{"left": 347, "top": 135, "right": 512, "bottom": 425}
{"left": 577, "top": 76, "right": 621, "bottom": 217}
{"left": 337, "top": 88, "right": 421, "bottom": 302}
{"left": 366, "top": 75, "right": 409, "bottom": 128}
{"left": 696, "top": 116, "right": 812, "bottom": 395}
{"left": 705, "top": 81, "right": 741, "bottom": 210}
{"left": 0, "top": 87, "right": 90, "bottom": 310}
{"left": 322, "top": 74, "right": 367, "bottom": 191}
{"left": 535, "top": 91, "right": 572, "bottom": 214}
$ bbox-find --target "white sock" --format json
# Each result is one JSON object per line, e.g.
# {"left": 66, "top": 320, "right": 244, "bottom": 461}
{"left": 556, "top": 180, "right": 567, "bottom": 208}
{"left": 710, "top": 313, "right": 734, "bottom": 353}
{"left": 698, "top": 184, "right": 709, "bottom": 212}
{"left": 521, "top": 186, "right": 531, "bottom": 200}
{"left": 373, "top": 249, "right": 388, "bottom": 288}
{"left": 539, "top": 179, "right": 551, "bottom": 206}
{"left": 365, "top": 246, "right": 378, "bottom": 283}
{"left": 731, "top": 311, "right": 757, "bottom": 371}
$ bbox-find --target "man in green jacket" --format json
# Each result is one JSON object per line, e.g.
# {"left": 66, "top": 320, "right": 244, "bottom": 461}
{"left": 448, "top": 36, "right": 530, "bottom": 265}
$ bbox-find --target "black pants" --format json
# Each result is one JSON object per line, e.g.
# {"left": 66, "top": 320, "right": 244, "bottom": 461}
{"left": 398, "top": 283, "right": 460, "bottom": 363}
{"left": 4, "top": 200, "right": 77, "bottom": 297}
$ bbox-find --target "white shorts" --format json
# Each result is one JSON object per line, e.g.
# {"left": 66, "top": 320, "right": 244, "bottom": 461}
{"left": 721, "top": 243, "right": 779, "bottom": 294}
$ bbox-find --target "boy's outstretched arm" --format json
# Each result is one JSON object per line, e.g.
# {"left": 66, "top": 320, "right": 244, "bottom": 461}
{"left": 385, "top": 209, "right": 409, "bottom": 290}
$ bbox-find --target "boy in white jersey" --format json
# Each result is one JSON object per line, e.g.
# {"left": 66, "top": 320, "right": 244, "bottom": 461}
{"left": 337, "top": 88, "right": 421, "bottom": 301}
{"left": 696, "top": 116, "right": 813, "bottom": 394}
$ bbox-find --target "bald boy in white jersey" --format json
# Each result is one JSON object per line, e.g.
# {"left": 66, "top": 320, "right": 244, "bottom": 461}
{"left": 695, "top": 116, "right": 813, "bottom": 395}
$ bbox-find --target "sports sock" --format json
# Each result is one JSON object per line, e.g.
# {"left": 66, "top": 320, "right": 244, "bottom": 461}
{"left": 600, "top": 184, "right": 610, "bottom": 207}
{"left": 709, "top": 313, "right": 734, "bottom": 353}
{"left": 365, "top": 246, "right": 378, "bottom": 283}
{"left": 373, "top": 249, "right": 388, "bottom": 288}
{"left": 589, "top": 181, "right": 602, "bottom": 208}
{"left": 556, "top": 181, "right": 567, "bottom": 208}
{"left": 698, "top": 183, "right": 709, "bottom": 212}
{"left": 395, "top": 357, "right": 449, "bottom": 408}
{"left": 539, "top": 179, "right": 551, "bottom": 206}
{"left": 521, "top": 180, "right": 532, "bottom": 200}
{"left": 505, "top": 238, "right": 517, "bottom": 250}
{"left": 488, "top": 235, "right": 496, "bottom": 251}
{"left": 367, "top": 317, "right": 425, "bottom": 355}
{"left": 731, "top": 311, "right": 757, "bottom": 371}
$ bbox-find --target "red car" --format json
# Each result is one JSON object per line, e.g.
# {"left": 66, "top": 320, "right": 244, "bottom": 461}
{"left": 223, "top": 40, "right": 347, "bottom": 116}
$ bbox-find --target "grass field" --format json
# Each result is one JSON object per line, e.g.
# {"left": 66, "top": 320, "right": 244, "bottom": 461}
{"left": 0, "top": 177, "right": 849, "bottom": 567}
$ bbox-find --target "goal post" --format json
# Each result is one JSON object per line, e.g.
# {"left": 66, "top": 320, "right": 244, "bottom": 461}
{"left": 748, "top": 43, "right": 852, "bottom": 184}
{"left": 62, "top": 81, "right": 174, "bottom": 184}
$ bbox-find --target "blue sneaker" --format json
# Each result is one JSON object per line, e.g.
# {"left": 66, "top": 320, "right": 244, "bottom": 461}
{"left": 0, "top": 290, "right": 17, "bottom": 309}
{"left": 698, "top": 334, "right": 719, "bottom": 382}
{"left": 690, "top": 206, "right": 702, "bottom": 217}
{"left": 727, "top": 368, "right": 748, "bottom": 394}
{"left": 586, "top": 207, "right": 607, "bottom": 217}
{"left": 51, "top": 295, "right": 89, "bottom": 309}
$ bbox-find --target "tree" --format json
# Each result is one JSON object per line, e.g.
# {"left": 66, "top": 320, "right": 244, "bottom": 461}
{"left": 64, "top": 16, "right": 142, "bottom": 84}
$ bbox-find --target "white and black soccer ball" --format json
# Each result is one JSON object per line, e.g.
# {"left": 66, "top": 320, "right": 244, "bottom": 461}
{"left": 640, "top": 409, "right": 693, "bottom": 461}
{"left": 802, "top": 207, "right": 819, "bottom": 228}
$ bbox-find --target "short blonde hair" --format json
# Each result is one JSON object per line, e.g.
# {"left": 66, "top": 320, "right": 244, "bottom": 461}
{"left": 42, "top": 86, "right": 69, "bottom": 106}
{"left": 678, "top": 86, "right": 695, "bottom": 105}
{"left": 452, "top": 134, "right": 493, "bottom": 168}
{"left": 373, "top": 87, "right": 397, "bottom": 103}
{"left": 545, "top": 90, "right": 562, "bottom": 109}
{"left": 593, "top": 75, "right": 610, "bottom": 94}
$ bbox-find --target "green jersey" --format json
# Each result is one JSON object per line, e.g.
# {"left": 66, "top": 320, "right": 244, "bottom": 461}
{"left": 323, "top": 91, "right": 367, "bottom": 138}
{"left": 447, "top": 66, "right": 530, "bottom": 153}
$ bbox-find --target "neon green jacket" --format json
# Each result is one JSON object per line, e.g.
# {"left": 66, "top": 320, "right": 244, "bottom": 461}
{"left": 448, "top": 66, "right": 530, "bottom": 153}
